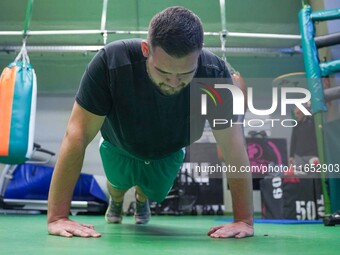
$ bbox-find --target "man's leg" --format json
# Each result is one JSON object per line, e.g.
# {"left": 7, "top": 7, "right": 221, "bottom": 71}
{"left": 105, "top": 181, "right": 128, "bottom": 224}
{"left": 107, "top": 181, "right": 127, "bottom": 202}
{"left": 135, "top": 185, "right": 147, "bottom": 203}
{"left": 100, "top": 139, "right": 135, "bottom": 223}
{"left": 133, "top": 148, "right": 185, "bottom": 224}
{"left": 134, "top": 185, "right": 151, "bottom": 224}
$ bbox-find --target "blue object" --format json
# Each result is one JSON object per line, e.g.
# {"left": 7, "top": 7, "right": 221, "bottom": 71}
{"left": 4, "top": 163, "right": 107, "bottom": 203}
{"left": 215, "top": 218, "right": 323, "bottom": 224}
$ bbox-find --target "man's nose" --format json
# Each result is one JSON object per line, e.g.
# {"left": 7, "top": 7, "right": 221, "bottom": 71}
{"left": 166, "top": 75, "right": 181, "bottom": 87}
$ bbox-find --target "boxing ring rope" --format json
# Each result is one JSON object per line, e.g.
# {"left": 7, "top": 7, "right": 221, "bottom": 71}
{"left": 310, "top": 8, "right": 340, "bottom": 21}
{"left": 320, "top": 60, "right": 340, "bottom": 77}
{"left": 324, "top": 86, "right": 340, "bottom": 102}
{"left": 315, "top": 32, "right": 340, "bottom": 49}
{"left": 299, "top": 5, "right": 340, "bottom": 215}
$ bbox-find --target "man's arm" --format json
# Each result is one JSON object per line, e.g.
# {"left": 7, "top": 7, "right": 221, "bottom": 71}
{"left": 208, "top": 125, "right": 254, "bottom": 238}
{"left": 47, "top": 102, "right": 105, "bottom": 238}
{"left": 216, "top": 72, "right": 247, "bottom": 161}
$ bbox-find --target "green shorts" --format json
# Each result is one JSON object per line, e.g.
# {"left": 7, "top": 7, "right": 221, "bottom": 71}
{"left": 99, "top": 139, "right": 185, "bottom": 203}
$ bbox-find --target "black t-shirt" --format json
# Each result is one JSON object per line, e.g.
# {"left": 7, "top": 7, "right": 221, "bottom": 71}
{"left": 76, "top": 39, "right": 236, "bottom": 160}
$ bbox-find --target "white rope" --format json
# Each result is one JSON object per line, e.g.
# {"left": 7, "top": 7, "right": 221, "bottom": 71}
{"left": 14, "top": 39, "right": 30, "bottom": 64}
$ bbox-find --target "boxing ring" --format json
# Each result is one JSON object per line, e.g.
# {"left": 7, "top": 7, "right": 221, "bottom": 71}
{"left": 299, "top": 4, "right": 340, "bottom": 214}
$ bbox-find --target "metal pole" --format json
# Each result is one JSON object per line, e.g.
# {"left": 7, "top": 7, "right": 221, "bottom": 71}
{"left": 219, "top": 0, "right": 227, "bottom": 62}
{"left": 0, "top": 29, "right": 301, "bottom": 39}
{"left": 100, "top": 0, "right": 108, "bottom": 44}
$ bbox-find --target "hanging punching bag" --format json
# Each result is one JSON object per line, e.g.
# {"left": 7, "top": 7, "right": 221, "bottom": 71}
{"left": 0, "top": 43, "right": 37, "bottom": 164}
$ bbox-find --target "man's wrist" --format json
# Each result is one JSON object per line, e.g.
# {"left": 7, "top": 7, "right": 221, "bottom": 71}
{"left": 47, "top": 215, "right": 69, "bottom": 224}
{"left": 234, "top": 217, "right": 254, "bottom": 226}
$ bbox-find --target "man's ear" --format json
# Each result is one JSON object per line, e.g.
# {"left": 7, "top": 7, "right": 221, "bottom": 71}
{"left": 141, "top": 40, "right": 150, "bottom": 57}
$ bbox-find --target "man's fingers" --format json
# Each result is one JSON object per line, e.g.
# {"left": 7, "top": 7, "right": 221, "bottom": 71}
{"left": 208, "top": 222, "right": 254, "bottom": 239}
{"left": 81, "top": 223, "right": 94, "bottom": 229}
{"left": 65, "top": 226, "right": 101, "bottom": 238}
{"left": 48, "top": 227, "right": 73, "bottom": 238}
{"left": 210, "top": 229, "right": 237, "bottom": 238}
{"left": 77, "top": 224, "right": 101, "bottom": 237}
{"left": 59, "top": 230, "right": 73, "bottom": 238}
{"left": 207, "top": 225, "right": 224, "bottom": 235}
{"left": 91, "top": 232, "right": 101, "bottom": 238}
{"left": 78, "top": 226, "right": 101, "bottom": 238}
{"left": 235, "top": 231, "right": 247, "bottom": 239}
{"left": 48, "top": 219, "right": 101, "bottom": 238}
{"left": 66, "top": 228, "right": 91, "bottom": 238}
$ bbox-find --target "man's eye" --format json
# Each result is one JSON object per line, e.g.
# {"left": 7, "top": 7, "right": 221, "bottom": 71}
{"left": 157, "top": 70, "right": 167, "bottom": 75}
{"left": 179, "top": 73, "right": 191, "bottom": 79}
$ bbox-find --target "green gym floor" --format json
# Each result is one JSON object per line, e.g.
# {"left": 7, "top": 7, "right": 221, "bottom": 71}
{"left": 1, "top": 215, "right": 339, "bottom": 255}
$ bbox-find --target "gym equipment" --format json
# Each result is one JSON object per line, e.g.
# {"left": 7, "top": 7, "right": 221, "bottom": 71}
{"left": 0, "top": 0, "right": 107, "bottom": 215}
{"left": 208, "top": 205, "right": 216, "bottom": 215}
{"left": 323, "top": 211, "right": 340, "bottom": 226}
{"left": 150, "top": 170, "right": 198, "bottom": 216}
{"left": 191, "top": 205, "right": 198, "bottom": 216}
{"left": 216, "top": 205, "right": 224, "bottom": 216}
{"left": 0, "top": 143, "right": 52, "bottom": 214}
{"left": 261, "top": 177, "right": 324, "bottom": 220}
{"left": 299, "top": 4, "right": 340, "bottom": 214}
{"left": 0, "top": 43, "right": 36, "bottom": 164}
{"left": 150, "top": 144, "right": 226, "bottom": 216}
{"left": 0, "top": 143, "right": 107, "bottom": 215}
{"left": 0, "top": 0, "right": 37, "bottom": 164}
{"left": 202, "top": 205, "right": 209, "bottom": 215}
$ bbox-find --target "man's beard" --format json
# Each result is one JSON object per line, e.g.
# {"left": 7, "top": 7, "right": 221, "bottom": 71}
{"left": 156, "top": 82, "right": 188, "bottom": 95}
{"left": 146, "top": 61, "right": 189, "bottom": 95}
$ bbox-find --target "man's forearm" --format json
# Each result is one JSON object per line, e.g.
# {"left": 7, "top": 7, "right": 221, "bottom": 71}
{"left": 212, "top": 126, "right": 254, "bottom": 225}
{"left": 47, "top": 136, "right": 86, "bottom": 223}
{"left": 227, "top": 173, "right": 253, "bottom": 225}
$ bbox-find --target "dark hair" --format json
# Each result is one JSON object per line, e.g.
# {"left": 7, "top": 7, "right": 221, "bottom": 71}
{"left": 148, "top": 6, "right": 204, "bottom": 58}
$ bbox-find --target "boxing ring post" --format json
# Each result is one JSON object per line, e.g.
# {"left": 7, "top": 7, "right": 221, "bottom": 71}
{"left": 299, "top": 5, "right": 340, "bottom": 215}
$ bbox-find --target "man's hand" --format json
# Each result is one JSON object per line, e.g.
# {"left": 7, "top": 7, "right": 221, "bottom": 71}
{"left": 48, "top": 219, "right": 101, "bottom": 238}
{"left": 208, "top": 222, "right": 254, "bottom": 239}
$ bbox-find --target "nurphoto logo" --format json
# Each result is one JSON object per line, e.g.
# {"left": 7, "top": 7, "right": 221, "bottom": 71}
{"left": 200, "top": 83, "right": 312, "bottom": 128}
